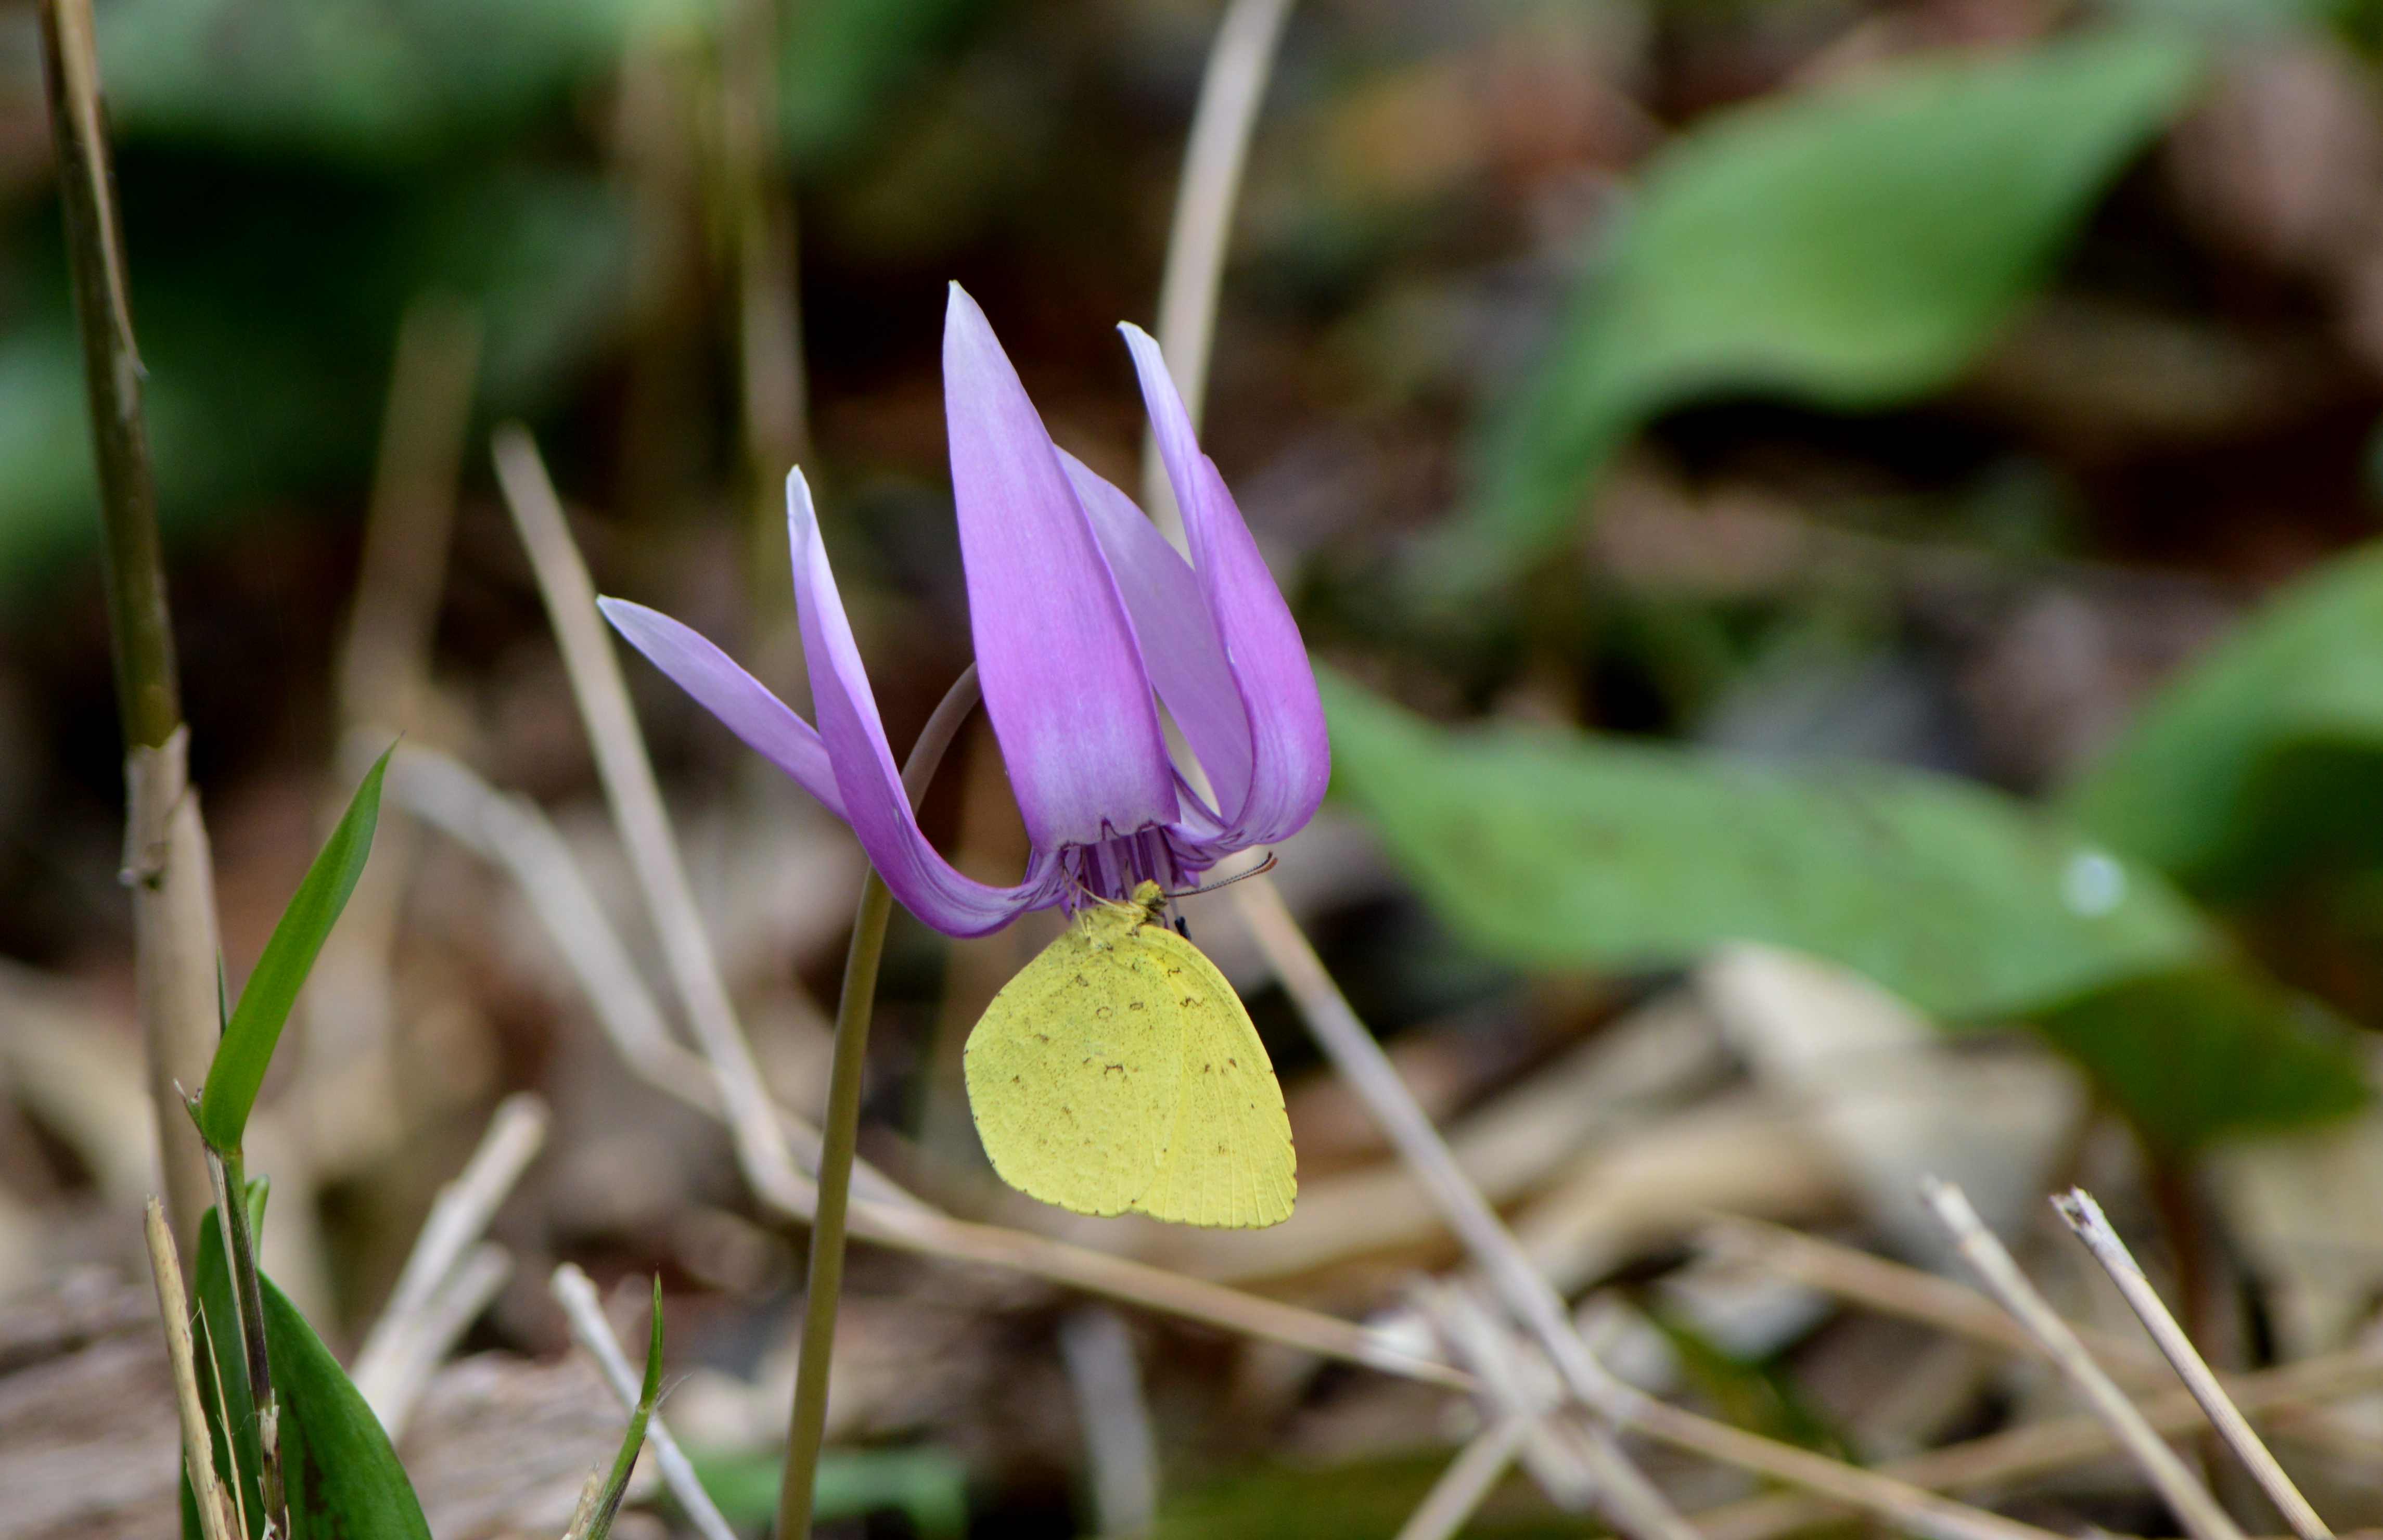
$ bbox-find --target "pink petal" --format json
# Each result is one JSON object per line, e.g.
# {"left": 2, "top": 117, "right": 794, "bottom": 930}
{"left": 1121, "top": 324, "right": 1329, "bottom": 846}
{"left": 1057, "top": 450, "right": 1254, "bottom": 817}
{"left": 944, "top": 285, "right": 1177, "bottom": 851}
{"left": 599, "top": 597, "right": 847, "bottom": 823}
{"left": 787, "top": 469, "right": 1053, "bottom": 936}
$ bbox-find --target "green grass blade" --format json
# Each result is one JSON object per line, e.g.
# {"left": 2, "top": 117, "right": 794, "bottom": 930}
{"left": 573, "top": 1278, "right": 663, "bottom": 1540}
{"left": 196, "top": 745, "right": 392, "bottom": 1152}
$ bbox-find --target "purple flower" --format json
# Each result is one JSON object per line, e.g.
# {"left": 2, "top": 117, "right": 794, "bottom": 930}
{"left": 598, "top": 285, "right": 1329, "bottom": 938}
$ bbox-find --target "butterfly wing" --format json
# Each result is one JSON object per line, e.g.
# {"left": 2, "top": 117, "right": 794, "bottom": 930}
{"left": 964, "top": 919, "right": 1186, "bottom": 1218}
{"left": 1124, "top": 923, "right": 1297, "bottom": 1229}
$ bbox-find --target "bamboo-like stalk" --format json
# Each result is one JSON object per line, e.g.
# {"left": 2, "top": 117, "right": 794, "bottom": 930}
{"left": 37, "top": 0, "right": 220, "bottom": 1273}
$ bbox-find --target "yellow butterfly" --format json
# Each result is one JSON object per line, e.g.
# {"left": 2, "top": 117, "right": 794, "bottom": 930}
{"left": 964, "top": 881, "right": 1296, "bottom": 1228}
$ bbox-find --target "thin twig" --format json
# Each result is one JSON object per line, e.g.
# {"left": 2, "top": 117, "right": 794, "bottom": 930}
{"left": 1420, "top": 1281, "right": 1596, "bottom": 1510}
{"left": 553, "top": 1263, "right": 740, "bottom": 1540}
{"left": 40, "top": 0, "right": 218, "bottom": 1272}
{"left": 2055, "top": 1187, "right": 2331, "bottom": 1540}
{"left": 353, "top": 1094, "right": 549, "bottom": 1430}
{"left": 1144, "top": 0, "right": 1295, "bottom": 542}
{"left": 493, "top": 425, "right": 813, "bottom": 1218}
{"left": 145, "top": 1197, "right": 240, "bottom": 1540}
{"left": 1238, "top": 878, "right": 2059, "bottom": 1540}
{"left": 1701, "top": 1214, "right": 2158, "bottom": 1378}
{"left": 844, "top": 1194, "right": 1471, "bottom": 1389}
{"left": 378, "top": 741, "right": 922, "bottom": 1208}
{"left": 1229, "top": 877, "right": 1688, "bottom": 1540}
{"left": 338, "top": 297, "right": 481, "bottom": 729}
{"left": 1694, "top": 1341, "right": 2383, "bottom": 1540}
{"left": 1922, "top": 1177, "right": 2247, "bottom": 1540}
{"left": 1393, "top": 1416, "right": 1531, "bottom": 1540}
{"left": 1059, "top": 1308, "right": 1162, "bottom": 1537}
{"left": 369, "top": 1095, "right": 547, "bottom": 1339}
{"left": 365, "top": 1243, "right": 510, "bottom": 1445}
{"left": 1704, "top": 1212, "right": 2383, "bottom": 1463}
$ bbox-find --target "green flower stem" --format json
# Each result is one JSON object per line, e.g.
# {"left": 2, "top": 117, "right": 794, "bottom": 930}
{"left": 207, "top": 1146, "right": 290, "bottom": 1540}
{"left": 774, "top": 870, "right": 893, "bottom": 1540}
{"left": 776, "top": 666, "right": 980, "bottom": 1540}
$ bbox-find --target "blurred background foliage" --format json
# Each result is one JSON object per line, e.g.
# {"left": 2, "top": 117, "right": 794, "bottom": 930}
{"left": 21, "top": 0, "right": 2383, "bottom": 1532}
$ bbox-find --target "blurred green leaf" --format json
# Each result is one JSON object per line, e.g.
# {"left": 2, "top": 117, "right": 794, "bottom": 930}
{"left": 1150, "top": 1455, "right": 1576, "bottom": 1540}
{"left": 1322, "top": 670, "right": 2205, "bottom": 1019}
{"left": 784, "top": 0, "right": 985, "bottom": 171}
{"left": 2038, "top": 968, "right": 2367, "bottom": 1152}
{"left": 1324, "top": 673, "right": 2368, "bottom": 1146}
{"left": 2066, "top": 541, "right": 2383, "bottom": 896}
{"left": 2, "top": 168, "right": 630, "bottom": 584}
{"left": 99, "top": 0, "right": 686, "bottom": 162}
{"left": 685, "top": 1446, "right": 968, "bottom": 1539}
{"left": 196, "top": 748, "right": 390, "bottom": 1152}
{"left": 1451, "top": 28, "right": 2202, "bottom": 585}
{"left": 188, "top": 1208, "right": 431, "bottom": 1540}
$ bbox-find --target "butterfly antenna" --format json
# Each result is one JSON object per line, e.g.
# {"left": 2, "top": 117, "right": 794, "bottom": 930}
{"left": 1167, "top": 852, "right": 1277, "bottom": 901}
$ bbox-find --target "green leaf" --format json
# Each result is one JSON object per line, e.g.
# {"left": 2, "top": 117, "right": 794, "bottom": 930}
{"left": 2037, "top": 969, "right": 2367, "bottom": 1153}
{"left": 189, "top": 1208, "right": 432, "bottom": 1540}
{"left": 1449, "top": 28, "right": 2202, "bottom": 584}
{"left": 1321, "top": 670, "right": 2206, "bottom": 1020}
{"left": 683, "top": 1447, "right": 969, "bottom": 1540}
{"left": 196, "top": 748, "right": 392, "bottom": 1152}
{"left": 98, "top": 0, "right": 684, "bottom": 162}
{"left": 2065, "top": 541, "right": 2383, "bottom": 895}
{"left": 571, "top": 1279, "right": 663, "bottom": 1540}
{"left": 783, "top": 0, "right": 983, "bottom": 171}
{"left": 1322, "top": 672, "right": 2368, "bottom": 1146}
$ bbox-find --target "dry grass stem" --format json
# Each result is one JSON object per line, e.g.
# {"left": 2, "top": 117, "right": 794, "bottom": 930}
{"left": 1239, "top": 876, "right": 2076, "bottom": 1540}
{"left": 1921, "top": 1177, "right": 2247, "bottom": 1540}
{"left": 491, "top": 425, "right": 813, "bottom": 1217}
{"left": 1143, "top": 0, "right": 1295, "bottom": 538}
{"left": 552, "top": 1263, "right": 740, "bottom": 1540}
{"left": 2055, "top": 1187, "right": 2332, "bottom": 1540}
{"left": 381, "top": 741, "right": 913, "bottom": 1207}
{"left": 1393, "top": 1416, "right": 1532, "bottom": 1540}
{"left": 353, "top": 1094, "right": 549, "bottom": 1430}
{"left": 146, "top": 1196, "right": 240, "bottom": 1540}
{"left": 338, "top": 296, "right": 480, "bottom": 729}
{"left": 1430, "top": 1284, "right": 1606, "bottom": 1508}
{"left": 364, "top": 1243, "right": 511, "bottom": 1444}
{"left": 1059, "top": 1307, "right": 1162, "bottom": 1537}
{"left": 1231, "top": 877, "right": 1696, "bottom": 1540}
{"left": 1706, "top": 1212, "right": 2383, "bottom": 1464}
{"left": 1702, "top": 1214, "right": 2158, "bottom": 1377}
{"left": 1693, "top": 1339, "right": 2383, "bottom": 1540}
